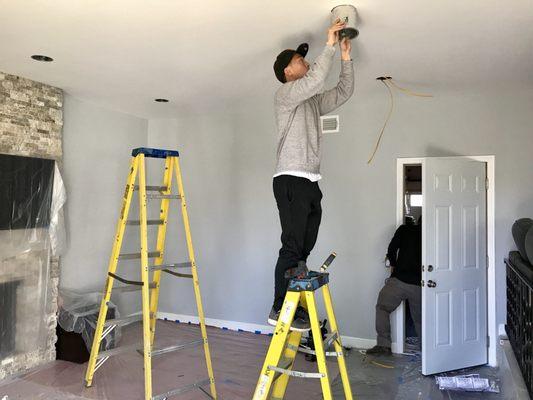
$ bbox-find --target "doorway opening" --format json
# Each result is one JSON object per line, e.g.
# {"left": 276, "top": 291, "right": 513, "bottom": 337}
{"left": 402, "top": 164, "right": 422, "bottom": 345}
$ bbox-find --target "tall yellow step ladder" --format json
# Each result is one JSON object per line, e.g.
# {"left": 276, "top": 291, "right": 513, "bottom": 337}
{"left": 84, "top": 148, "right": 217, "bottom": 400}
{"left": 253, "top": 253, "right": 353, "bottom": 400}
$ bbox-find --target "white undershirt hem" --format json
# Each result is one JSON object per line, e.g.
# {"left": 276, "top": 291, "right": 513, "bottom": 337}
{"left": 273, "top": 170, "right": 322, "bottom": 182}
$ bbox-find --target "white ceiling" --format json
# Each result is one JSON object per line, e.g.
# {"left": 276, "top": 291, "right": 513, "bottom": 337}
{"left": 1, "top": 0, "right": 532, "bottom": 118}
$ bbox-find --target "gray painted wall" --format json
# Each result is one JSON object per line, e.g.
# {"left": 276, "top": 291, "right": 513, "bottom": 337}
{"left": 58, "top": 73, "right": 533, "bottom": 342}
{"left": 148, "top": 80, "right": 533, "bottom": 341}
{"left": 61, "top": 94, "right": 148, "bottom": 315}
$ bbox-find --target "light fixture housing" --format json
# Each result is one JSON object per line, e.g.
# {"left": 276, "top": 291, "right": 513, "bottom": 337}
{"left": 331, "top": 5, "right": 359, "bottom": 39}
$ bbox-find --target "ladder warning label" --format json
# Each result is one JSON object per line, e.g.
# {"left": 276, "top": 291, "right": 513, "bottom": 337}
{"left": 253, "top": 374, "right": 269, "bottom": 400}
{"left": 280, "top": 301, "right": 296, "bottom": 325}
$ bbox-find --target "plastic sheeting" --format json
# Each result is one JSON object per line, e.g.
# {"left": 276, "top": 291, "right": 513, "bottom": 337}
{"left": 330, "top": 347, "right": 515, "bottom": 400}
{"left": 57, "top": 288, "right": 121, "bottom": 353}
{"left": 0, "top": 154, "right": 65, "bottom": 362}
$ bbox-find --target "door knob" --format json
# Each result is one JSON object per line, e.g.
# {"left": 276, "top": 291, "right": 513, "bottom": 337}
{"left": 427, "top": 265, "right": 434, "bottom": 272}
{"left": 427, "top": 280, "right": 437, "bottom": 288}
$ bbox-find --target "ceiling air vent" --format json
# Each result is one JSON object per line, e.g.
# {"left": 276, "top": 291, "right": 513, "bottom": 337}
{"left": 320, "top": 115, "right": 339, "bottom": 134}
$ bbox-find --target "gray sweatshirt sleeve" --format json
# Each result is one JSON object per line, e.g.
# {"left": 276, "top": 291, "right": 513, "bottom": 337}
{"left": 276, "top": 45, "right": 336, "bottom": 109}
{"left": 315, "top": 60, "right": 354, "bottom": 115}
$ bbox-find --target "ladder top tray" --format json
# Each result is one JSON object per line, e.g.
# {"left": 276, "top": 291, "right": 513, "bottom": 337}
{"left": 132, "top": 147, "right": 180, "bottom": 158}
{"left": 288, "top": 271, "right": 329, "bottom": 292}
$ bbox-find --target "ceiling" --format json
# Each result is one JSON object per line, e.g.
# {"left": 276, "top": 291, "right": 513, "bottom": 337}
{"left": 1, "top": 0, "right": 532, "bottom": 118}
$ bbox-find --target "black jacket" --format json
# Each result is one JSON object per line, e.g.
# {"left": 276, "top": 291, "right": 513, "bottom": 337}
{"left": 387, "top": 224, "right": 422, "bottom": 286}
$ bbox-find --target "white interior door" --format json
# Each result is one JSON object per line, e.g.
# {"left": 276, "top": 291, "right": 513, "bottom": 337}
{"left": 422, "top": 158, "right": 487, "bottom": 375}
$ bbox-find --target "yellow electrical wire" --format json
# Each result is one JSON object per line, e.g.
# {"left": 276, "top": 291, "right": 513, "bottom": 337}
{"left": 358, "top": 350, "right": 395, "bottom": 369}
{"left": 367, "top": 77, "right": 433, "bottom": 164}
{"left": 367, "top": 79, "right": 394, "bottom": 164}
{"left": 388, "top": 78, "right": 433, "bottom": 97}
{"left": 371, "top": 360, "right": 395, "bottom": 369}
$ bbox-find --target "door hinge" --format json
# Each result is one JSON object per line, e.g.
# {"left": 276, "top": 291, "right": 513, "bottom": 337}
{"left": 487, "top": 335, "right": 490, "bottom": 347}
{"left": 486, "top": 255, "right": 489, "bottom": 268}
{"left": 485, "top": 177, "right": 489, "bottom": 191}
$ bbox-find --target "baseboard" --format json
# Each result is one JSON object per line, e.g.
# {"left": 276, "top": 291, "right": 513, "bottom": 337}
{"left": 157, "top": 312, "right": 275, "bottom": 335}
{"left": 498, "top": 323, "right": 507, "bottom": 338}
{"left": 157, "top": 312, "right": 377, "bottom": 349}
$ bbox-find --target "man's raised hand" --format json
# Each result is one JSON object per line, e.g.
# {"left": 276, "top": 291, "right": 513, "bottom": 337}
{"left": 340, "top": 37, "right": 352, "bottom": 60}
{"left": 327, "top": 18, "right": 346, "bottom": 46}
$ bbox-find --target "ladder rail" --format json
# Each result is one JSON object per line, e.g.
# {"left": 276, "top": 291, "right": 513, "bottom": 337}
{"left": 174, "top": 156, "right": 217, "bottom": 399}
{"left": 252, "top": 291, "right": 300, "bottom": 400}
{"left": 149, "top": 156, "right": 173, "bottom": 345}
{"left": 138, "top": 154, "right": 154, "bottom": 400}
{"left": 323, "top": 284, "right": 354, "bottom": 400}
{"left": 270, "top": 330, "right": 302, "bottom": 398}
{"left": 85, "top": 156, "right": 138, "bottom": 387}
{"left": 306, "top": 291, "right": 334, "bottom": 399}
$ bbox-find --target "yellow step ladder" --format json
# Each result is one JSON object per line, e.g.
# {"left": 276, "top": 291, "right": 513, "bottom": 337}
{"left": 84, "top": 148, "right": 217, "bottom": 400}
{"left": 253, "top": 253, "right": 353, "bottom": 400}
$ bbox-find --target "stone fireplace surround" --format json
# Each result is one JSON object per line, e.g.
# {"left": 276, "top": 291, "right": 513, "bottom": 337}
{"left": 0, "top": 71, "right": 62, "bottom": 380}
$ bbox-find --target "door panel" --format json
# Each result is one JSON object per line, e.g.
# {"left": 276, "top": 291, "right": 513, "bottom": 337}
{"left": 422, "top": 158, "right": 487, "bottom": 375}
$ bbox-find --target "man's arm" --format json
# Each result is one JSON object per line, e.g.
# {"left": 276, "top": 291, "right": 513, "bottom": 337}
{"left": 316, "top": 38, "right": 354, "bottom": 115}
{"left": 276, "top": 45, "right": 336, "bottom": 109}
{"left": 387, "top": 225, "right": 404, "bottom": 267}
{"left": 276, "top": 19, "right": 345, "bottom": 110}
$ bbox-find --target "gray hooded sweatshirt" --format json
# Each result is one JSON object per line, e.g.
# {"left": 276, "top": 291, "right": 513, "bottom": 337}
{"left": 274, "top": 44, "right": 354, "bottom": 176}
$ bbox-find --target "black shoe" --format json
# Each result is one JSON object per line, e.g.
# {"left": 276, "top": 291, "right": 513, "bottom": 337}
{"left": 267, "top": 307, "right": 280, "bottom": 326}
{"left": 284, "top": 261, "right": 309, "bottom": 279}
{"left": 267, "top": 306, "right": 311, "bottom": 332}
{"left": 365, "top": 345, "right": 392, "bottom": 355}
{"left": 292, "top": 307, "right": 311, "bottom": 332}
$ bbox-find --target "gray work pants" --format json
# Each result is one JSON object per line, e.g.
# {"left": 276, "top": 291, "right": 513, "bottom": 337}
{"left": 375, "top": 277, "right": 421, "bottom": 347}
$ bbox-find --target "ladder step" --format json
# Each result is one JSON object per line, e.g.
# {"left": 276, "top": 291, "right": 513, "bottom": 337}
{"left": 118, "top": 251, "right": 161, "bottom": 260}
{"left": 323, "top": 332, "right": 339, "bottom": 349}
{"left": 97, "top": 342, "right": 140, "bottom": 359}
{"left": 112, "top": 285, "right": 142, "bottom": 293}
{"left": 151, "top": 378, "right": 211, "bottom": 400}
{"left": 298, "top": 346, "right": 342, "bottom": 357}
{"left": 104, "top": 314, "right": 143, "bottom": 327}
{"left": 150, "top": 262, "right": 192, "bottom": 271}
{"left": 126, "top": 219, "right": 164, "bottom": 226}
{"left": 112, "top": 284, "right": 156, "bottom": 293}
{"left": 296, "top": 332, "right": 340, "bottom": 357}
{"left": 272, "top": 357, "right": 293, "bottom": 383}
{"left": 146, "top": 339, "right": 205, "bottom": 357}
{"left": 147, "top": 194, "right": 181, "bottom": 200}
{"left": 134, "top": 185, "right": 168, "bottom": 192}
{"left": 267, "top": 364, "right": 325, "bottom": 379}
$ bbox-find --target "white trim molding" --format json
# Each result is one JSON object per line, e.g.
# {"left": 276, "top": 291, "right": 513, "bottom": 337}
{"left": 157, "top": 312, "right": 377, "bottom": 350}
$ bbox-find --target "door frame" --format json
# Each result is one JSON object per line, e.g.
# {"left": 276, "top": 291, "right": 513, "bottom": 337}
{"left": 393, "top": 155, "right": 496, "bottom": 367}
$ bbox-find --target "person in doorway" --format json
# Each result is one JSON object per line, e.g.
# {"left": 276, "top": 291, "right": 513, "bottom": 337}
{"left": 367, "top": 218, "right": 422, "bottom": 355}
{"left": 268, "top": 19, "right": 355, "bottom": 331}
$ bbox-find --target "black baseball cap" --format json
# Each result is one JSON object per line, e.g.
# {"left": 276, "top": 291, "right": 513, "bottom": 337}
{"left": 273, "top": 43, "right": 309, "bottom": 83}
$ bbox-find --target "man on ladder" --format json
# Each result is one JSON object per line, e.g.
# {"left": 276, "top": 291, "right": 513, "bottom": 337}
{"left": 269, "top": 19, "right": 355, "bottom": 329}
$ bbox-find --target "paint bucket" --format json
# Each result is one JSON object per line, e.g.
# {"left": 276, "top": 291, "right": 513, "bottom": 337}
{"left": 331, "top": 4, "right": 359, "bottom": 39}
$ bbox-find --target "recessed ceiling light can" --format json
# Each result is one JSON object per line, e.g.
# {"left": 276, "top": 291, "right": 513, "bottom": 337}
{"left": 31, "top": 55, "right": 54, "bottom": 62}
{"left": 331, "top": 5, "right": 359, "bottom": 39}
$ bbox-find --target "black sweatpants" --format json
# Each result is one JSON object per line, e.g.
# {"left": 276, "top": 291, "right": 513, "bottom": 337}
{"left": 273, "top": 175, "right": 322, "bottom": 311}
